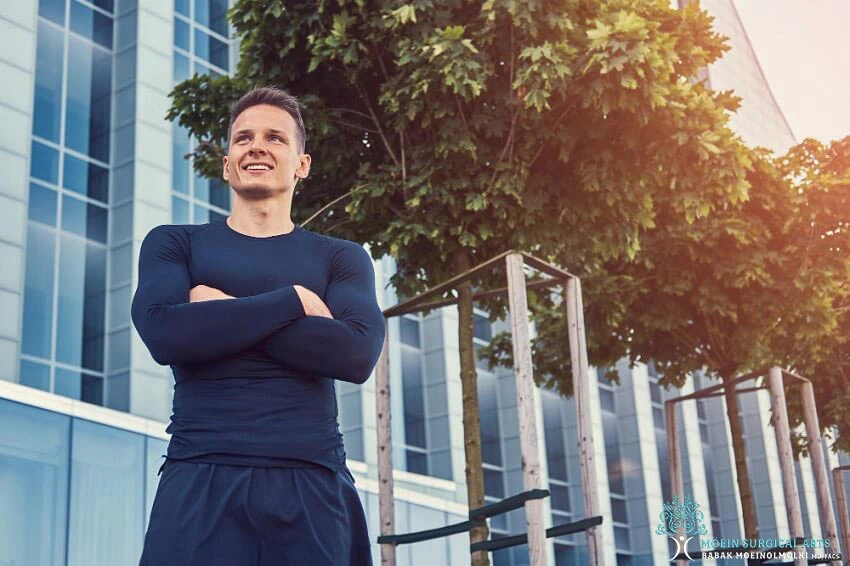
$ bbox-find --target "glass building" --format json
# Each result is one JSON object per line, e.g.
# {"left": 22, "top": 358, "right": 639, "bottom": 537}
{"left": 0, "top": 1, "right": 846, "bottom": 565}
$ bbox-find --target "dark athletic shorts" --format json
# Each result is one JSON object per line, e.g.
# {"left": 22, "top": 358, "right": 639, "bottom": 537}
{"left": 139, "top": 460, "right": 372, "bottom": 566}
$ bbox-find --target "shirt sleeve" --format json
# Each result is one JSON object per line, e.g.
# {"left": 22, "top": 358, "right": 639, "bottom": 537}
{"left": 131, "top": 225, "right": 306, "bottom": 366}
{"left": 260, "top": 241, "right": 386, "bottom": 384}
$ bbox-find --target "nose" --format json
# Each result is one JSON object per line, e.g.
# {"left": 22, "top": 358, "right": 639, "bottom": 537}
{"left": 247, "top": 137, "right": 268, "bottom": 154}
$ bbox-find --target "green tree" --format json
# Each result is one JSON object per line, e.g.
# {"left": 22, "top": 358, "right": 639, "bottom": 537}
{"left": 483, "top": 137, "right": 850, "bottom": 540}
{"left": 169, "top": 1, "right": 754, "bottom": 560}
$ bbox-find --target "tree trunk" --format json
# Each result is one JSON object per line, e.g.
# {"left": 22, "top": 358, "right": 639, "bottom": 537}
{"left": 722, "top": 372, "right": 759, "bottom": 540}
{"left": 454, "top": 249, "right": 491, "bottom": 566}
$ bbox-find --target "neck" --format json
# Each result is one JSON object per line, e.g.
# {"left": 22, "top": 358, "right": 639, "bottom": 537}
{"left": 228, "top": 192, "right": 295, "bottom": 237}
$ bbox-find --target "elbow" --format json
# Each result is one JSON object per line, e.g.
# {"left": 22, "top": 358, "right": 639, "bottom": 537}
{"left": 346, "top": 334, "right": 383, "bottom": 384}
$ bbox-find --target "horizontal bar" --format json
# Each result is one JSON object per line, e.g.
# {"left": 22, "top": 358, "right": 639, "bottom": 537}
{"left": 470, "top": 516, "right": 604, "bottom": 553}
{"left": 377, "top": 519, "right": 486, "bottom": 545}
{"left": 469, "top": 489, "right": 550, "bottom": 520}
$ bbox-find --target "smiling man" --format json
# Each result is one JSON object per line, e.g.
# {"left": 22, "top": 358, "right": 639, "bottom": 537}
{"left": 133, "top": 87, "right": 384, "bottom": 566}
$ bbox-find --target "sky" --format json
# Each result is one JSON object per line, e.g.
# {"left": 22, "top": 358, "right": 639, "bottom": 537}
{"left": 731, "top": 0, "right": 850, "bottom": 144}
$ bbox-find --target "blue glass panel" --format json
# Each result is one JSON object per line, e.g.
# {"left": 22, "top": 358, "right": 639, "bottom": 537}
{"left": 406, "top": 450, "right": 427, "bottom": 475}
{"left": 70, "top": 1, "right": 114, "bottom": 49}
{"left": 194, "top": 0, "right": 228, "bottom": 36}
{"left": 473, "top": 313, "right": 492, "bottom": 341}
{"left": 19, "top": 359, "right": 51, "bottom": 391}
{"left": 173, "top": 51, "right": 190, "bottom": 83}
{"left": 193, "top": 59, "right": 223, "bottom": 77}
{"left": 543, "top": 393, "right": 568, "bottom": 481}
{"left": 173, "top": 16, "right": 189, "bottom": 50}
{"left": 175, "top": 0, "right": 189, "bottom": 16}
{"left": 33, "top": 21, "right": 64, "bottom": 142}
{"left": 172, "top": 123, "right": 190, "bottom": 193}
{"left": 145, "top": 437, "right": 169, "bottom": 526}
{"left": 484, "top": 467, "right": 504, "bottom": 498}
{"left": 192, "top": 203, "right": 209, "bottom": 224}
{"left": 65, "top": 36, "right": 112, "bottom": 162}
{"left": 172, "top": 195, "right": 189, "bottom": 224}
{"left": 402, "top": 348, "right": 426, "bottom": 448}
{"left": 82, "top": 374, "right": 104, "bottom": 405}
{"left": 193, "top": 28, "right": 228, "bottom": 70}
{"left": 0, "top": 399, "right": 70, "bottom": 566}
{"left": 63, "top": 154, "right": 109, "bottom": 203}
{"left": 21, "top": 223, "right": 56, "bottom": 358}
{"left": 478, "top": 372, "right": 502, "bottom": 465}
{"left": 194, "top": 168, "right": 209, "bottom": 201}
{"left": 28, "top": 183, "right": 58, "bottom": 225}
{"left": 67, "top": 419, "right": 144, "bottom": 565}
{"left": 39, "top": 0, "right": 66, "bottom": 26}
{"left": 55, "top": 367, "right": 82, "bottom": 400}
{"left": 56, "top": 236, "right": 106, "bottom": 371}
{"left": 62, "top": 195, "right": 108, "bottom": 243}
{"left": 400, "top": 317, "right": 420, "bottom": 347}
{"left": 93, "top": 0, "right": 114, "bottom": 13}
{"left": 209, "top": 177, "right": 229, "bottom": 210}
{"left": 30, "top": 141, "right": 60, "bottom": 184}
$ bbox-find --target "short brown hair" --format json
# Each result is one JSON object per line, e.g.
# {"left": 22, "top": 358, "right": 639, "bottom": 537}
{"left": 227, "top": 86, "right": 306, "bottom": 152}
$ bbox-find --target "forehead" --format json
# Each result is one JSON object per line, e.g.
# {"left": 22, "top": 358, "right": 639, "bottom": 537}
{"left": 231, "top": 104, "right": 297, "bottom": 135}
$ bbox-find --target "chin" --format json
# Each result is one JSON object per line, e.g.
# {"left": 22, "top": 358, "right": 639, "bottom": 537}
{"left": 232, "top": 182, "right": 291, "bottom": 199}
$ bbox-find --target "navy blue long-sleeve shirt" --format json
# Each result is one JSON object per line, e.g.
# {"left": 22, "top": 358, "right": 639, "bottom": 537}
{"left": 131, "top": 220, "right": 385, "bottom": 471}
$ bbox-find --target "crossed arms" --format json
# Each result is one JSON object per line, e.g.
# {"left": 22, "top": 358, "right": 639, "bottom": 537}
{"left": 130, "top": 226, "right": 386, "bottom": 384}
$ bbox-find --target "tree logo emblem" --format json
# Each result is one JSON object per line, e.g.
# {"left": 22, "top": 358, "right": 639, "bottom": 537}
{"left": 655, "top": 494, "right": 708, "bottom": 561}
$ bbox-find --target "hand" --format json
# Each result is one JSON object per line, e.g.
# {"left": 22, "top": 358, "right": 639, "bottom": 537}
{"left": 293, "top": 285, "right": 333, "bottom": 318}
{"left": 189, "top": 285, "right": 234, "bottom": 303}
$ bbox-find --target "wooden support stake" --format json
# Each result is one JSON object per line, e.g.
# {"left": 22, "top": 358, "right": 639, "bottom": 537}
{"left": 375, "top": 333, "right": 395, "bottom": 566}
{"left": 666, "top": 400, "right": 684, "bottom": 503}
{"left": 833, "top": 468, "right": 850, "bottom": 562}
{"left": 800, "top": 380, "right": 841, "bottom": 563}
{"left": 506, "top": 253, "right": 547, "bottom": 566}
{"left": 566, "top": 278, "right": 604, "bottom": 565}
{"left": 768, "top": 367, "right": 805, "bottom": 566}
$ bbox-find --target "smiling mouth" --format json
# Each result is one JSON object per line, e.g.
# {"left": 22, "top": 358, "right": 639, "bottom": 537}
{"left": 242, "top": 164, "right": 274, "bottom": 173}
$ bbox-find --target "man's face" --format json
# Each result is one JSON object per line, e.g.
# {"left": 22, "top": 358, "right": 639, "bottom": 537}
{"left": 223, "top": 104, "right": 311, "bottom": 196}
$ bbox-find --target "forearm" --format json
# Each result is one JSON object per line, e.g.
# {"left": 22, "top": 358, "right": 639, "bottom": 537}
{"left": 261, "top": 311, "right": 385, "bottom": 384}
{"left": 132, "top": 285, "right": 305, "bottom": 365}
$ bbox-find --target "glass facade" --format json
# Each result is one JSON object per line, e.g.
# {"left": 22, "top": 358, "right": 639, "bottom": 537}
{"left": 171, "top": 0, "right": 231, "bottom": 225}
{"left": 21, "top": 0, "right": 113, "bottom": 404}
{"left": 0, "top": 397, "right": 167, "bottom": 566}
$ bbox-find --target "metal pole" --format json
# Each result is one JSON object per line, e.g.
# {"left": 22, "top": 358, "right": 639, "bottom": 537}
{"left": 768, "top": 366, "right": 805, "bottom": 566}
{"left": 506, "top": 253, "right": 547, "bottom": 566}
{"left": 833, "top": 468, "right": 850, "bottom": 562}
{"left": 566, "top": 278, "right": 604, "bottom": 565}
{"left": 800, "top": 380, "right": 841, "bottom": 562}
{"left": 375, "top": 333, "right": 395, "bottom": 566}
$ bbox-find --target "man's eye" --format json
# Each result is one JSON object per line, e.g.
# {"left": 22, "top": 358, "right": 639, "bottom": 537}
{"left": 236, "top": 136, "right": 250, "bottom": 143}
{"left": 270, "top": 135, "right": 284, "bottom": 142}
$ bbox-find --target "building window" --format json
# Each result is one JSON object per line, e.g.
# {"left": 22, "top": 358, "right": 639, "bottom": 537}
{"left": 21, "top": 0, "right": 114, "bottom": 405}
{"left": 172, "top": 0, "right": 232, "bottom": 224}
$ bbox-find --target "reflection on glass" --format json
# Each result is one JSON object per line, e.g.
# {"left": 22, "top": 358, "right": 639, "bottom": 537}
{"left": 193, "top": 28, "right": 228, "bottom": 70}
{"left": 68, "top": 419, "right": 144, "bottom": 565}
{"left": 62, "top": 195, "right": 108, "bottom": 243}
{"left": 172, "top": 123, "right": 190, "bottom": 193}
{"left": 399, "top": 317, "right": 420, "bottom": 347}
{"left": 543, "top": 393, "right": 568, "bottom": 481}
{"left": 70, "top": 0, "right": 113, "bottom": 49}
{"left": 33, "top": 21, "right": 64, "bottom": 142}
{"left": 193, "top": 168, "right": 209, "bottom": 201}
{"left": 92, "top": 0, "right": 115, "bottom": 13}
{"left": 478, "top": 372, "right": 502, "bottom": 465}
{"left": 172, "top": 195, "right": 189, "bottom": 224}
{"left": 56, "top": 236, "right": 106, "bottom": 371}
{"left": 0, "top": 400, "right": 70, "bottom": 566}
{"left": 28, "top": 183, "right": 58, "bottom": 225}
{"left": 209, "top": 177, "right": 230, "bottom": 210}
{"left": 402, "top": 348, "right": 426, "bottom": 448}
{"left": 193, "top": 59, "right": 223, "bottom": 77}
{"left": 175, "top": 0, "right": 189, "bottom": 17}
{"left": 22, "top": 223, "right": 57, "bottom": 358}
{"left": 473, "top": 313, "right": 492, "bottom": 341}
{"left": 82, "top": 374, "right": 104, "bottom": 405}
{"left": 192, "top": 203, "right": 209, "bottom": 224}
{"left": 194, "top": 0, "right": 229, "bottom": 36}
{"left": 30, "top": 141, "right": 60, "bottom": 185}
{"left": 20, "top": 359, "right": 51, "bottom": 391}
{"left": 65, "top": 36, "right": 112, "bottom": 162}
{"left": 173, "top": 16, "right": 190, "bottom": 50}
{"left": 173, "top": 51, "right": 190, "bottom": 83}
{"left": 63, "top": 154, "right": 109, "bottom": 203}
{"left": 406, "top": 449, "right": 427, "bottom": 475}
{"left": 55, "top": 367, "right": 82, "bottom": 400}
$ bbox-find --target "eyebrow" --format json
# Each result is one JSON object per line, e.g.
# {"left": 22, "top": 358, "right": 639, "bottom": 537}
{"left": 232, "top": 128, "right": 289, "bottom": 138}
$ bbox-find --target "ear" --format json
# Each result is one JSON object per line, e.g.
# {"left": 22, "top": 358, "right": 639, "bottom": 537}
{"left": 222, "top": 155, "right": 230, "bottom": 181}
{"left": 295, "top": 153, "right": 312, "bottom": 179}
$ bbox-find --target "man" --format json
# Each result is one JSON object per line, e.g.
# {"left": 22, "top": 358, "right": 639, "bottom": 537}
{"left": 133, "top": 87, "right": 384, "bottom": 566}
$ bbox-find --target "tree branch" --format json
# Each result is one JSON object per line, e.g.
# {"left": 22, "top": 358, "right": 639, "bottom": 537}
{"left": 355, "top": 81, "right": 400, "bottom": 166}
{"left": 302, "top": 190, "right": 353, "bottom": 227}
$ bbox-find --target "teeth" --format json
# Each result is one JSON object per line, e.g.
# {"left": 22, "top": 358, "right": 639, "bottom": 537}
{"left": 246, "top": 164, "right": 270, "bottom": 170}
